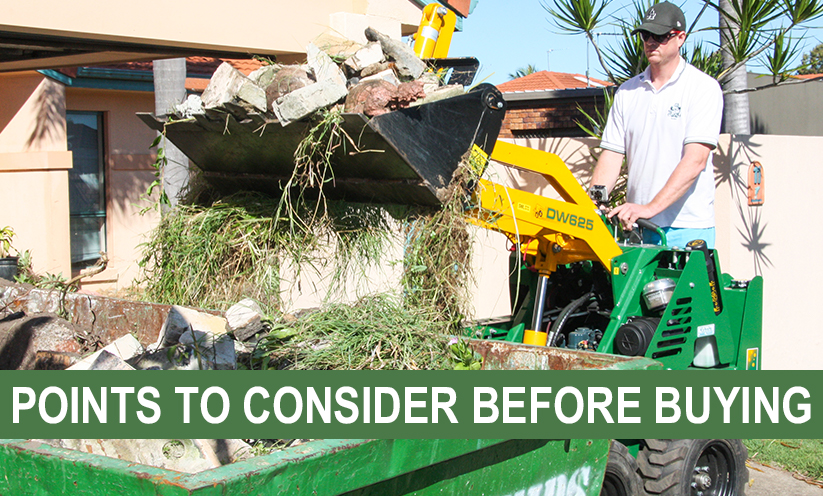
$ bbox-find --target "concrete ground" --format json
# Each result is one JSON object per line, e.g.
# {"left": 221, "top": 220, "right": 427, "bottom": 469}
{"left": 747, "top": 461, "right": 823, "bottom": 495}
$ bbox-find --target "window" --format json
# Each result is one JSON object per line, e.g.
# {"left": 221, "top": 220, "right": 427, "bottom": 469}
{"left": 66, "top": 111, "right": 106, "bottom": 271}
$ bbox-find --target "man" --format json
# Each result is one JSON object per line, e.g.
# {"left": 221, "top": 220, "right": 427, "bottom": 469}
{"left": 590, "top": 1, "right": 723, "bottom": 248}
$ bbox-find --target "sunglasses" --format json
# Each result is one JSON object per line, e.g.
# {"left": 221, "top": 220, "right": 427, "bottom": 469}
{"left": 639, "top": 31, "right": 680, "bottom": 43}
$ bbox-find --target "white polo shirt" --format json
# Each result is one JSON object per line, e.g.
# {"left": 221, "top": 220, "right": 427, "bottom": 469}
{"left": 600, "top": 58, "right": 723, "bottom": 228}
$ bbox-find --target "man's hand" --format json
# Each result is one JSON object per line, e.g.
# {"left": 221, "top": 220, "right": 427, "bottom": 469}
{"left": 608, "top": 202, "right": 655, "bottom": 231}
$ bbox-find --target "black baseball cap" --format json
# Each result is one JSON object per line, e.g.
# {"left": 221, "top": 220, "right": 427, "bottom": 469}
{"left": 631, "top": 2, "right": 686, "bottom": 36}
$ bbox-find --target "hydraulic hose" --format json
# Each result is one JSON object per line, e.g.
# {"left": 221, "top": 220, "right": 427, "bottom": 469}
{"left": 546, "top": 292, "right": 595, "bottom": 347}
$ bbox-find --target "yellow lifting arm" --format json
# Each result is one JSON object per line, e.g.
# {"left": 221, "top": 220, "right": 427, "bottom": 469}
{"left": 467, "top": 141, "right": 623, "bottom": 275}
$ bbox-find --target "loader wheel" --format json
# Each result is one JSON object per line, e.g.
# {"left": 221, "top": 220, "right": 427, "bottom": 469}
{"left": 600, "top": 441, "right": 644, "bottom": 496}
{"left": 637, "top": 439, "right": 748, "bottom": 496}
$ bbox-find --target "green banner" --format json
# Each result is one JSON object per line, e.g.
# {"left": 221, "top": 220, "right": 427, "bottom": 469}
{"left": 2, "top": 370, "right": 818, "bottom": 439}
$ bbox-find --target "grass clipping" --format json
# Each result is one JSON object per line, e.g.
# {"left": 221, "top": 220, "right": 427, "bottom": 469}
{"left": 139, "top": 108, "right": 483, "bottom": 370}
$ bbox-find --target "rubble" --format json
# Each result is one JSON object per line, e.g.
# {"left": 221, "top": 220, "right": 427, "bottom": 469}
{"left": 35, "top": 438, "right": 252, "bottom": 474}
{"left": 165, "top": 27, "right": 468, "bottom": 126}
{"left": 272, "top": 78, "right": 349, "bottom": 125}
{"left": 364, "top": 27, "right": 426, "bottom": 79}
{"left": 68, "top": 333, "right": 142, "bottom": 370}
{"left": 0, "top": 312, "right": 86, "bottom": 369}
{"left": 226, "top": 298, "right": 265, "bottom": 341}
{"left": 200, "top": 62, "right": 267, "bottom": 113}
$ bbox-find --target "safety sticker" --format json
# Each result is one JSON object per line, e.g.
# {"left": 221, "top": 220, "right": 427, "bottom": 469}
{"left": 697, "top": 324, "right": 715, "bottom": 337}
{"left": 746, "top": 348, "right": 759, "bottom": 370}
{"left": 517, "top": 203, "right": 532, "bottom": 213}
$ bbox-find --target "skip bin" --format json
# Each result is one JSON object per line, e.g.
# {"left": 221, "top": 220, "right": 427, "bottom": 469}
{"left": 1, "top": 438, "right": 610, "bottom": 495}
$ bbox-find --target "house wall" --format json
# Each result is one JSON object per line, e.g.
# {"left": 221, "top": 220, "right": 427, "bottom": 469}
{"left": 65, "top": 88, "right": 160, "bottom": 292}
{"left": 0, "top": 71, "right": 72, "bottom": 276}
{"left": 499, "top": 98, "right": 604, "bottom": 139}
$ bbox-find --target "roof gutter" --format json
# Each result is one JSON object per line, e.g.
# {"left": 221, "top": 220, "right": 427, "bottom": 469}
{"left": 502, "top": 87, "right": 613, "bottom": 102}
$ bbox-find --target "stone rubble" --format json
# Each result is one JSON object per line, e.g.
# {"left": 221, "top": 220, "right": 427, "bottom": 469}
{"left": 169, "top": 27, "right": 465, "bottom": 124}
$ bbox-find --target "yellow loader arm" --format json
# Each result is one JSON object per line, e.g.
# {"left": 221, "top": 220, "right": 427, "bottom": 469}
{"left": 467, "top": 140, "right": 622, "bottom": 275}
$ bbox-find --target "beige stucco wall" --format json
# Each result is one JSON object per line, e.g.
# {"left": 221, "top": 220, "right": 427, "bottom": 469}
{"left": 0, "top": 72, "right": 72, "bottom": 276}
{"left": 65, "top": 88, "right": 161, "bottom": 292}
{"left": 496, "top": 135, "right": 821, "bottom": 370}
{"left": 1, "top": 0, "right": 424, "bottom": 70}
{"left": 714, "top": 134, "right": 823, "bottom": 370}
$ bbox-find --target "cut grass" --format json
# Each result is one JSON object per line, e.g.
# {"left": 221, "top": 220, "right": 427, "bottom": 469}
{"left": 745, "top": 439, "right": 823, "bottom": 481}
{"left": 138, "top": 108, "right": 485, "bottom": 370}
{"left": 252, "top": 294, "right": 451, "bottom": 370}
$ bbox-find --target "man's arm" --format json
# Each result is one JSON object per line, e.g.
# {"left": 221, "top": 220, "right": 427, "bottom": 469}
{"left": 609, "top": 142, "right": 712, "bottom": 229}
{"left": 590, "top": 149, "right": 625, "bottom": 195}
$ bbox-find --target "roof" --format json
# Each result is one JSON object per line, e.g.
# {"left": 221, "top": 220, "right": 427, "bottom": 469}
{"left": 791, "top": 73, "right": 823, "bottom": 80}
{"left": 65, "top": 57, "right": 267, "bottom": 91}
{"left": 496, "top": 71, "right": 612, "bottom": 92}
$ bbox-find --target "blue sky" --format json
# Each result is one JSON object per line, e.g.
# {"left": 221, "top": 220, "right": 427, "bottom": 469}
{"left": 447, "top": 0, "right": 823, "bottom": 85}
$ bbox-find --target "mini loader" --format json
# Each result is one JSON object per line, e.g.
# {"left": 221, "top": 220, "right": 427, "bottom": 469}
{"left": 141, "top": 81, "right": 760, "bottom": 496}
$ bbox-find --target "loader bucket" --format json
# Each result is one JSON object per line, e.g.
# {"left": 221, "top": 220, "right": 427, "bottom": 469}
{"left": 138, "top": 83, "right": 506, "bottom": 207}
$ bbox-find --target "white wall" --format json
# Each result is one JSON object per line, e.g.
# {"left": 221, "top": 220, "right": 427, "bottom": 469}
{"left": 510, "top": 135, "right": 822, "bottom": 370}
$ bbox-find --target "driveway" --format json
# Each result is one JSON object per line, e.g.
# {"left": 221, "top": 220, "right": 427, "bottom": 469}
{"left": 747, "top": 461, "right": 823, "bottom": 495}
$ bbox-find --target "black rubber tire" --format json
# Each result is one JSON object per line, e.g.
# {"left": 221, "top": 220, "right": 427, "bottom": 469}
{"left": 601, "top": 441, "right": 646, "bottom": 496}
{"left": 637, "top": 439, "right": 749, "bottom": 496}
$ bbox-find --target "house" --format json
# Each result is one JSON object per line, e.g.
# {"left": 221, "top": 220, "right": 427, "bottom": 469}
{"left": 0, "top": 1, "right": 447, "bottom": 293}
{"left": 495, "top": 71, "right": 612, "bottom": 139}
{"left": 747, "top": 73, "right": 823, "bottom": 136}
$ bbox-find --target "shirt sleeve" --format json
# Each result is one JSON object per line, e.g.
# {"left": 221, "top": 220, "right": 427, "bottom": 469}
{"left": 684, "top": 73, "right": 723, "bottom": 149}
{"left": 600, "top": 88, "right": 626, "bottom": 155}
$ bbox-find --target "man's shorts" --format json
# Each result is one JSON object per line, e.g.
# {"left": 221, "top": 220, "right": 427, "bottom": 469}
{"left": 642, "top": 227, "right": 715, "bottom": 249}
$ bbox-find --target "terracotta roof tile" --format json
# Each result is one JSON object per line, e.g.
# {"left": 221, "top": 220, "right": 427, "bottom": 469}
{"left": 91, "top": 57, "right": 266, "bottom": 76}
{"left": 497, "top": 71, "right": 612, "bottom": 92}
{"left": 792, "top": 73, "right": 823, "bottom": 80}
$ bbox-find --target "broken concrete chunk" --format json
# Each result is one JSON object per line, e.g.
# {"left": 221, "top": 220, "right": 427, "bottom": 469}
{"left": 154, "top": 305, "right": 229, "bottom": 349}
{"left": 201, "top": 62, "right": 267, "bottom": 113}
{"left": 412, "top": 84, "right": 466, "bottom": 107}
{"left": 247, "top": 64, "right": 280, "bottom": 89}
{"left": 419, "top": 71, "right": 442, "bottom": 95}
{"left": 364, "top": 27, "right": 426, "bottom": 80}
{"left": 0, "top": 312, "right": 85, "bottom": 370}
{"left": 272, "top": 79, "right": 349, "bottom": 126}
{"left": 344, "top": 42, "right": 385, "bottom": 73}
{"left": 360, "top": 62, "right": 394, "bottom": 79}
{"left": 174, "top": 94, "right": 205, "bottom": 119}
{"left": 360, "top": 68, "right": 400, "bottom": 86}
{"left": 87, "top": 350, "right": 136, "bottom": 371}
{"left": 306, "top": 43, "right": 347, "bottom": 88}
{"left": 226, "top": 298, "right": 265, "bottom": 341}
{"left": 179, "top": 327, "right": 236, "bottom": 370}
{"left": 265, "top": 65, "right": 314, "bottom": 108}
{"left": 69, "top": 333, "right": 143, "bottom": 370}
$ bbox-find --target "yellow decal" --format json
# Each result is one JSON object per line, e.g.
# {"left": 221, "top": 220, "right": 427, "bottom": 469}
{"left": 469, "top": 145, "right": 490, "bottom": 176}
{"left": 517, "top": 202, "right": 532, "bottom": 213}
{"left": 746, "top": 348, "right": 759, "bottom": 370}
{"left": 613, "top": 267, "right": 620, "bottom": 275}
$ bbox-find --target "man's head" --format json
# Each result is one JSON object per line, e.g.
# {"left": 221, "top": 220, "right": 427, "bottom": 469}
{"left": 633, "top": 2, "right": 687, "bottom": 65}
{"left": 632, "top": 2, "right": 686, "bottom": 36}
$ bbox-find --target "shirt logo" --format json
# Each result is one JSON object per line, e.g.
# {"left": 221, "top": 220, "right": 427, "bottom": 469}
{"left": 647, "top": 8, "right": 657, "bottom": 20}
{"left": 668, "top": 103, "right": 681, "bottom": 119}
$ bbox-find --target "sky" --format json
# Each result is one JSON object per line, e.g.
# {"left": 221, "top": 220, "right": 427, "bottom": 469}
{"left": 447, "top": 0, "right": 823, "bottom": 86}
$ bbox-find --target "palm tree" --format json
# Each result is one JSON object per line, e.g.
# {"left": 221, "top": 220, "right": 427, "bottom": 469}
{"left": 543, "top": 0, "right": 823, "bottom": 134}
{"left": 508, "top": 64, "right": 539, "bottom": 80}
